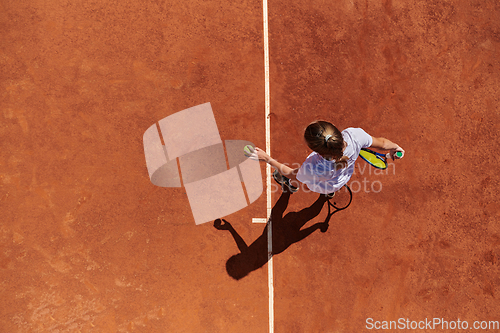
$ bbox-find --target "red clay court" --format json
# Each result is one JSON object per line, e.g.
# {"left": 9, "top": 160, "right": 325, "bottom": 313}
{"left": 1, "top": 0, "right": 500, "bottom": 332}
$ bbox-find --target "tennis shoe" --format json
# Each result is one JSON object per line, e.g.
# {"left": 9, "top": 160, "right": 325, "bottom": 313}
{"left": 273, "top": 170, "right": 299, "bottom": 193}
{"left": 325, "top": 192, "right": 335, "bottom": 199}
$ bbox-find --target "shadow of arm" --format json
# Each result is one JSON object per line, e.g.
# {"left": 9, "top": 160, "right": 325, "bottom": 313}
{"left": 214, "top": 219, "right": 248, "bottom": 253}
{"left": 294, "top": 223, "right": 328, "bottom": 243}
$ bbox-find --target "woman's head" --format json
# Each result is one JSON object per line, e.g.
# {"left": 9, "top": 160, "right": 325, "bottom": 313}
{"left": 304, "top": 121, "right": 348, "bottom": 167}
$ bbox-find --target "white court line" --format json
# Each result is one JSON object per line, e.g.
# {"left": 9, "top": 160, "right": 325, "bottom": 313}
{"left": 262, "top": 0, "right": 274, "bottom": 332}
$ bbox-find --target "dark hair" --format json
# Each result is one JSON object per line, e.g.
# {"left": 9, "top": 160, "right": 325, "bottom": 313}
{"left": 304, "top": 121, "right": 348, "bottom": 169}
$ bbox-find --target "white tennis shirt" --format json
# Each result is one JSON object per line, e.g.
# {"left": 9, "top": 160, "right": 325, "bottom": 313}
{"left": 296, "top": 127, "right": 373, "bottom": 194}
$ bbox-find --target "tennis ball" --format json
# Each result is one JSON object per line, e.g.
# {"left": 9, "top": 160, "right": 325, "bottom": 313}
{"left": 243, "top": 145, "right": 254, "bottom": 157}
{"left": 396, "top": 151, "right": 403, "bottom": 158}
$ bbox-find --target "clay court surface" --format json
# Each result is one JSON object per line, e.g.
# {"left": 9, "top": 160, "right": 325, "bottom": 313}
{"left": 2, "top": 0, "right": 500, "bottom": 332}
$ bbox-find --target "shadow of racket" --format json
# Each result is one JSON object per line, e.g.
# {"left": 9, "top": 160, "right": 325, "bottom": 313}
{"left": 323, "top": 184, "right": 353, "bottom": 225}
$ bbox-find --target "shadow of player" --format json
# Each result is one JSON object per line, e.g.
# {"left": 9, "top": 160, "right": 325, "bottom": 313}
{"left": 214, "top": 187, "right": 352, "bottom": 280}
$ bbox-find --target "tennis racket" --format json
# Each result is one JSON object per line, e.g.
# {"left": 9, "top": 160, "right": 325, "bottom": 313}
{"left": 359, "top": 148, "right": 402, "bottom": 169}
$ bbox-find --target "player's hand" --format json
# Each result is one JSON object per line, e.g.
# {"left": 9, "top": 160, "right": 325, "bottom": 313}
{"left": 389, "top": 147, "right": 405, "bottom": 160}
{"left": 254, "top": 147, "right": 272, "bottom": 163}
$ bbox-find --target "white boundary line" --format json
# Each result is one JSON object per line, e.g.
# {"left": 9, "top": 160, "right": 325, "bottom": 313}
{"left": 263, "top": 0, "right": 274, "bottom": 332}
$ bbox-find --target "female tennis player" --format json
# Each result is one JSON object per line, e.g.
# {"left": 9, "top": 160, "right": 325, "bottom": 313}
{"left": 253, "top": 120, "right": 405, "bottom": 198}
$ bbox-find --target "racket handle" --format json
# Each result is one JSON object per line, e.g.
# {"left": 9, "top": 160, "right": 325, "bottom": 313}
{"left": 387, "top": 151, "right": 403, "bottom": 160}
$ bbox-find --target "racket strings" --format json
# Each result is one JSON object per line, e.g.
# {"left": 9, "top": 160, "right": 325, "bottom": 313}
{"left": 359, "top": 149, "right": 387, "bottom": 169}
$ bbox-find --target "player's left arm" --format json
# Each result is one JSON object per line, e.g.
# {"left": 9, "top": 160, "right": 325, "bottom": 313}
{"left": 370, "top": 137, "right": 405, "bottom": 159}
{"left": 253, "top": 147, "right": 299, "bottom": 180}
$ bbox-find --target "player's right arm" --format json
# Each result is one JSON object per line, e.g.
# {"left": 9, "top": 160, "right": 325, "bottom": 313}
{"left": 370, "top": 137, "right": 405, "bottom": 159}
